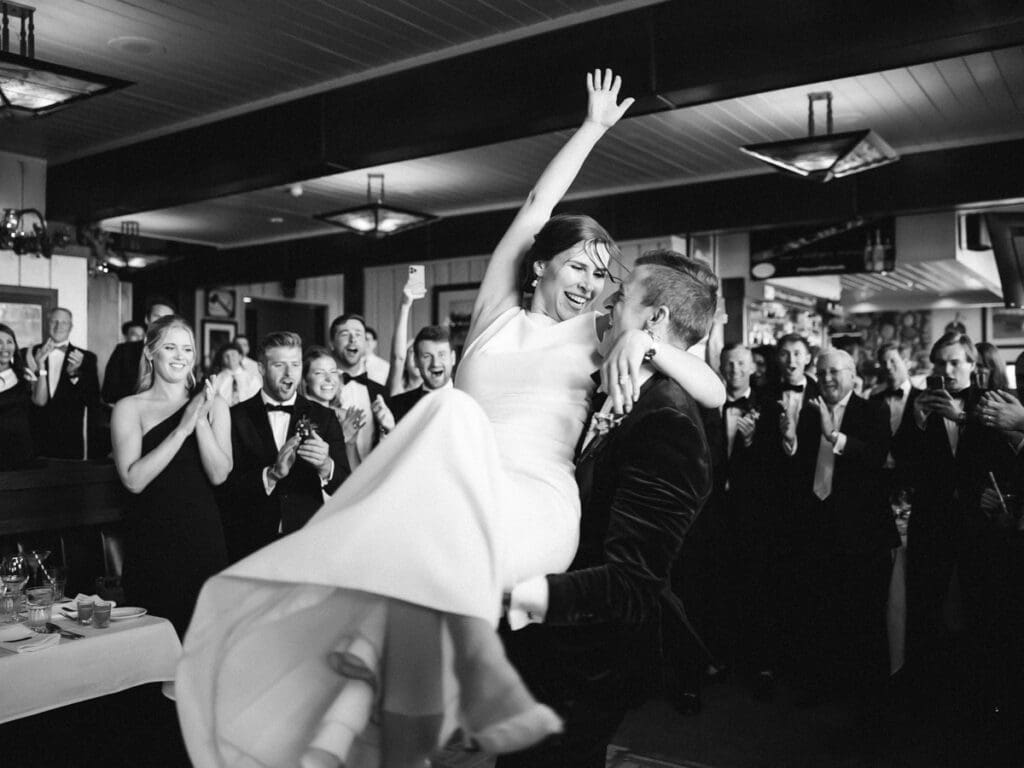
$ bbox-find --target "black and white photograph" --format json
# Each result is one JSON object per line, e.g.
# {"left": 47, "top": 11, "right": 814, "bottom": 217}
{"left": 2, "top": 3, "right": 1024, "bottom": 767}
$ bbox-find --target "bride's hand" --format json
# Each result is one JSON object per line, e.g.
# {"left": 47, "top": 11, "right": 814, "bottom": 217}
{"left": 584, "top": 69, "right": 635, "bottom": 130}
{"left": 601, "top": 329, "right": 650, "bottom": 414}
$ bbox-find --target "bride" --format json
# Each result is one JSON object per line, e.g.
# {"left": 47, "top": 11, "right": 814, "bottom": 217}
{"left": 176, "top": 70, "right": 725, "bottom": 768}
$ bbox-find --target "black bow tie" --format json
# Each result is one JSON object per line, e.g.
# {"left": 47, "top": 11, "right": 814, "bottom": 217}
{"left": 265, "top": 403, "right": 294, "bottom": 414}
{"left": 883, "top": 387, "right": 905, "bottom": 399}
{"left": 51, "top": 344, "right": 68, "bottom": 351}
{"left": 725, "top": 397, "right": 749, "bottom": 411}
{"left": 948, "top": 389, "right": 969, "bottom": 401}
{"left": 342, "top": 372, "right": 369, "bottom": 386}
{"left": 589, "top": 370, "right": 602, "bottom": 386}
{"left": 780, "top": 383, "right": 804, "bottom": 393}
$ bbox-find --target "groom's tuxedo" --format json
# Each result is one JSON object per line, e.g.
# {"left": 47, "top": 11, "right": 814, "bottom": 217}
{"left": 219, "top": 393, "right": 347, "bottom": 562}
{"left": 499, "top": 373, "right": 712, "bottom": 768}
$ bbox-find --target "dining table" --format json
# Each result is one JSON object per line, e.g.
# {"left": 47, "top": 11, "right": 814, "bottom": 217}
{"left": 0, "top": 603, "right": 182, "bottom": 724}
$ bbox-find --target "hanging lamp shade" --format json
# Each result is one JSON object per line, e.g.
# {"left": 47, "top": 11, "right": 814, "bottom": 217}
{"left": 315, "top": 174, "right": 437, "bottom": 238}
{"left": 740, "top": 92, "right": 899, "bottom": 182}
{"left": 0, "top": 4, "right": 132, "bottom": 117}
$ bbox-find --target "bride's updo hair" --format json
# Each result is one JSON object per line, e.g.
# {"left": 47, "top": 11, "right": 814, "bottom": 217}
{"left": 137, "top": 315, "right": 198, "bottom": 393}
{"left": 519, "top": 214, "right": 620, "bottom": 296}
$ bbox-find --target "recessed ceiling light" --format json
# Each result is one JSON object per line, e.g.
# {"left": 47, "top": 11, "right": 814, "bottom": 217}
{"left": 107, "top": 36, "right": 164, "bottom": 55}
{"left": 269, "top": 216, "right": 284, "bottom": 224}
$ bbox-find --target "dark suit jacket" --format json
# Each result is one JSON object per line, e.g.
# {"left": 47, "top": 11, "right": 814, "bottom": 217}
{"left": 390, "top": 386, "right": 429, "bottom": 423}
{"left": 790, "top": 393, "right": 898, "bottom": 554}
{"left": 27, "top": 343, "right": 100, "bottom": 459}
{"left": 220, "top": 393, "right": 348, "bottom": 561}
{"left": 102, "top": 340, "right": 143, "bottom": 404}
{"left": 506, "top": 373, "right": 712, "bottom": 705}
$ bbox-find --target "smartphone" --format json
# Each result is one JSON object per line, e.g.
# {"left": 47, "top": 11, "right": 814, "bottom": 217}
{"left": 406, "top": 265, "right": 426, "bottom": 296}
{"left": 925, "top": 375, "right": 946, "bottom": 391}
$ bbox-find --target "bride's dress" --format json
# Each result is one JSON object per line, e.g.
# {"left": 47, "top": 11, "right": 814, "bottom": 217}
{"left": 176, "top": 307, "right": 602, "bottom": 767}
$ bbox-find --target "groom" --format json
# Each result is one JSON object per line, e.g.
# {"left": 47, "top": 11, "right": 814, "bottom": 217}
{"left": 499, "top": 250, "right": 717, "bottom": 768}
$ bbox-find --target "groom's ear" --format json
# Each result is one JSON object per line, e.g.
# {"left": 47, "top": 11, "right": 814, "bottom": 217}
{"left": 647, "top": 305, "right": 671, "bottom": 334}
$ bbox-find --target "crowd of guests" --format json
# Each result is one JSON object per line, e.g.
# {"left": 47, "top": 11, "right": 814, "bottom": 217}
{"left": 678, "top": 331, "right": 1024, "bottom": 740}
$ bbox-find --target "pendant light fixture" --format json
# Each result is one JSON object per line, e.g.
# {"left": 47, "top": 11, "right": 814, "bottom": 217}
{"left": 1, "top": 2, "right": 132, "bottom": 117}
{"left": 740, "top": 92, "right": 899, "bottom": 183}
{"left": 315, "top": 174, "right": 437, "bottom": 238}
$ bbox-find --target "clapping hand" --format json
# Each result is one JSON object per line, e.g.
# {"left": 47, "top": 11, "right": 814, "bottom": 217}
{"left": 33, "top": 338, "right": 55, "bottom": 369}
{"left": 585, "top": 69, "right": 635, "bottom": 130}
{"left": 296, "top": 431, "right": 332, "bottom": 478}
{"left": 271, "top": 435, "right": 301, "bottom": 480}
{"left": 808, "top": 397, "right": 838, "bottom": 441}
{"left": 736, "top": 410, "right": 758, "bottom": 447}
{"left": 179, "top": 381, "right": 216, "bottom": 435}
{"left": 340, "top": 406, "right": 366, "bottom": 444}
{"left": 66, "top": 349, "right": 84, "bottom": 377}
{"left": 371, "top": 395, "right": 395, "bottom": 434}
{"left": 979, "top": 390, "right": 1024, "bottom": 433}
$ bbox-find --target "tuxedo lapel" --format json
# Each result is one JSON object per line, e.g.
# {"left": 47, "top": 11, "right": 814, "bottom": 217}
{"left": 245, "top": 395, "right": 279, "bottom": 460}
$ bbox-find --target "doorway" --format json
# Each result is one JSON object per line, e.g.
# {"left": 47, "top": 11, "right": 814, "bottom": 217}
{"left": 245, "top": 298, "right": 328, "bottom": 350}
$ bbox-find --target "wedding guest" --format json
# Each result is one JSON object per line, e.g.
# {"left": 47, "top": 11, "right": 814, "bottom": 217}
{"left": 388, "top": 326, "right": 456, "bottom": 424}
{"left": 220, "top": 331, "right": 347, "bottom": 561}
{"left": 27, "top": 307, "right": 101, "bottom": 459}
{"left": 785, "top": 349, "right": 897, "bottom": 702}
{"left": 330, "top": 313, "right": 392, "bottom": 462}
{"left": 386, "top": 282, "right": 427, "bottom": 396}
{"left": 976, "top": 342, "right": 1009, "bottom": 390}
{"left": 300, "top": 345, "right": 364, "bottom": 473}
{"left": 110, "top": 315, "right": 231, "bottom": 635}
{"left": 0, "top": 323, "right": 44, "bottom": 470}
{"left": 103, "top": 298, "right": 176, "bottom": 404}
{"left": 363, "top": 326, "right": 390, "bottom": 386}
{"left": 121, "top": 320, "right": 146, "bottom": 343}
{"left": 210, "top": 341, "right": 262, "bottom": 406}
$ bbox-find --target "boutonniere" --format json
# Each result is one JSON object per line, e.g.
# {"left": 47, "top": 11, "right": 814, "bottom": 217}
{"left": 591, "top": 410, "right": 625, "bottom": 436}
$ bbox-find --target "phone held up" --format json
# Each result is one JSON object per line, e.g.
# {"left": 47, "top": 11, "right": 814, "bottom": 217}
{"left": 406, "top": 265, "right": 426, "bottom": 297}
{"left": 925, "top": 375, "right": 947, "bottom": 392}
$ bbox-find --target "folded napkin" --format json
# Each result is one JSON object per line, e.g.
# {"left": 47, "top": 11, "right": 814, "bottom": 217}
{"left": 16, "top": 633, "right": 61, "bottom": 653}
{"left": 0, "top": 623, "right": 32, "bottom": 642}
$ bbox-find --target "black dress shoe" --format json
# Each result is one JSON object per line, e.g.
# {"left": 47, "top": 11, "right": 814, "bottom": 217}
{"left": 671, "top": 692, "right": 702, "bottom": 715}
{"left": 753, "top": 671, "right": 776, "bottom": 702}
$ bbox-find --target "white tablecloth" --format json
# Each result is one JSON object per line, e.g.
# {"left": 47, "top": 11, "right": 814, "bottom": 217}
{"left": 0, "top": 612, "right": 182, "bottom": 723}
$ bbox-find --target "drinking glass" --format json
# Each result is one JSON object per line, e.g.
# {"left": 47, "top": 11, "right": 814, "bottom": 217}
{"left": 0, "top": 555, "right": 28, "bottom": 618}
{"left": 93, "top": 601, "right": 112, "bottom": 629}
{"left": 47, "top": 566, "right": 67, "bottom": 602}
{"left": 25, "top": 586, "right": 53, "bottom": 633}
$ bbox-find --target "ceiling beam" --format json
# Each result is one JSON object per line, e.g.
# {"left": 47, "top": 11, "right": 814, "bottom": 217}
{"left": 129, "top": 136, "right": 1024, "bottom": 309}
{"left": 48, "top": 0, "right": 1024, "bottom": 224}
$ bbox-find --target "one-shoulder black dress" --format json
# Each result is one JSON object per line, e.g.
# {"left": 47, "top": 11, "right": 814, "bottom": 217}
{"left": 122, "top": 406, "right": 228, "bottom": 635}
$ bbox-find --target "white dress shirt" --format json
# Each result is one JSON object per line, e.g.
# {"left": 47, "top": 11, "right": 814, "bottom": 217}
{"left": 260, "top": 391, "right": 297, "bottom": 495}
{"left": 47, "top": 344, "right": 67, "bottom": 397}
{"left": 723, "top": 387, "right": 753, "bottom": 458}
{"left": 340, "top": 376, "right": 374, "bottom": 461}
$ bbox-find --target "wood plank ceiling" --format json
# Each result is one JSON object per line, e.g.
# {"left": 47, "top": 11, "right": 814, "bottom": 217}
{"left": 97, "top": 45, "right": 1024, "bottom": 248}
{"left": 1, "top": 0, "right": 660, "bottom": 161}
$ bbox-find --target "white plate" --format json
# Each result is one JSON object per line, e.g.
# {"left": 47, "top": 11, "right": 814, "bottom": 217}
{"left": 110, "top": 607, "right": 146, "bottom": 621}
{"left": 0, "top": 623, "right": 32, "bottom": 642}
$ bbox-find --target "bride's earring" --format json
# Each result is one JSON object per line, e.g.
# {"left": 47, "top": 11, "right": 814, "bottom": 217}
{"left": 530, "top": 278, "right": 538, "bottom": 288}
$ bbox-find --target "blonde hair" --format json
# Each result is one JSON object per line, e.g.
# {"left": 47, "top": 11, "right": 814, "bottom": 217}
{"left": 136, "top": 315, "right": 198, "bottom": 393}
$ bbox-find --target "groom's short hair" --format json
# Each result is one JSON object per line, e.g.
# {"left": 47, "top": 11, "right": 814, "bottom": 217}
{"left": 635, "top": 250, "right": 718, "bottom": 348}
{"left": 258, "top": 331, "right": 303, "bottom": 363}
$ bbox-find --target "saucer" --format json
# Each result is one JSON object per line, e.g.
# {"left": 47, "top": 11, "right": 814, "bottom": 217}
{"left": 111, "top": 607, "right": 147, "bottom": 621}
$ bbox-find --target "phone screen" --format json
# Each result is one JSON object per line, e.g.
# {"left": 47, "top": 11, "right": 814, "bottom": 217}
{"left": 407, "top": 265, "right": 426, "bottom": 296}
{"left": 925, "top": 375, "right": 945, "bottom": 391}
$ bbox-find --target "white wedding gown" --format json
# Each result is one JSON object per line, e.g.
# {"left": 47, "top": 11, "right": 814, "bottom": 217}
{"left": 176, "top": 307, "right": 602, "bottom": 767}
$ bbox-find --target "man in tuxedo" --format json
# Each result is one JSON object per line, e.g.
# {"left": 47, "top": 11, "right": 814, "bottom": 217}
{"left": 786, "top": 349, "right": 897, "bottom": 697}
{"left": 102, "top": 298, "right": 175, "bottom": 404}
{"left": 27, "top": 307, "right": 101, "bottom": 459}
{"left": 870, "top": 342, "right": 918, "bottom": 501}
{"left": 221, "top": 331, "right": 347, "bottom": 562}
{"left": 388, "top": 325, "right": 456, "bottom": 424}
{"left": 893, "top": 331, "right": 1013, "bottom": 673}
{"left": 330, "top": 314, "right": 391, "bottom": 462}
{"left": 498, "top": 250, "right": 716, "bottom": 768}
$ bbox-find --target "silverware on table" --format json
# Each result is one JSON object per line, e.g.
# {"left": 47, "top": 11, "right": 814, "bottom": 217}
{"left": 45, "top": 622, "right": 84, "bottom": 639}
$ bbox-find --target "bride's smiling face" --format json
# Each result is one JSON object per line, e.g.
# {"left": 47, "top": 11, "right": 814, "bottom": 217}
{"left": 148, "top": 327, "right": 195, "bottom": 384}
{"left": 531, "top": 241, "right": 610, "bottom": 322}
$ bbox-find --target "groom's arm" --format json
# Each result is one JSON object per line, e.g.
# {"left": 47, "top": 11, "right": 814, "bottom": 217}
{"left": 542, "top": 403, "right": 711, "bottom": 626}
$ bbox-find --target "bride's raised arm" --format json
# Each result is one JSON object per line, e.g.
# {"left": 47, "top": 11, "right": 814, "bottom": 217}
{"left": 465, "top": 69, "right": 634, "bottom": 347}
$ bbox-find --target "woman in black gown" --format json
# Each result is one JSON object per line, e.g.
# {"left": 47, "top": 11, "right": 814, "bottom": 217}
{"left": 0, "top": 323, "right": 45, "bottom": 471}
{"left": 110, "top": 315, "right": 232, "bottom": 635}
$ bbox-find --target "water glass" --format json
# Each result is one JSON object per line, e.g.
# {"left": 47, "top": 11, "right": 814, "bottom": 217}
{"left": 93, "top": 601, "right": 112, "bottom": 629}
{"left": 25, "top": 586, "right": 53, "bottom": 633}
{"left": 47, "top": 566, "right": 67, "bottom": 602}
{"left": 77, "top": 598, "right": 95, "bottom": 625}
{"left": 0, "top": 588, "right": 18, "bottom": 624}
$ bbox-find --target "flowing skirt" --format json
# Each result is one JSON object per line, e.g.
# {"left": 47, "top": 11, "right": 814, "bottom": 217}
{"left": 177, "top": 389, "right": 563, "bottom": 767}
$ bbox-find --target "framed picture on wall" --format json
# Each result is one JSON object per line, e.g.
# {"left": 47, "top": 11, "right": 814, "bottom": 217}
{"left": 202, "top": 320, "right": 237, "bottom": 369}
{"left": 985, "top": 307, "right": 1024, "bottom": 345}
{"left": 0, "top": 285, "right": 59, "bottom": 349}
{"left": 433, "top": 283, "right": 479, "bottom": 361}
